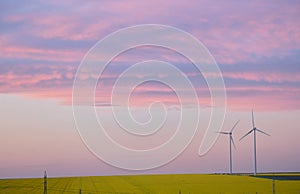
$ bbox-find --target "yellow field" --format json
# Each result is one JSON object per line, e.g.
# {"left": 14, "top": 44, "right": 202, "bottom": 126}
{"left": 0, "top": 174, "right": 299, "bottom": 194}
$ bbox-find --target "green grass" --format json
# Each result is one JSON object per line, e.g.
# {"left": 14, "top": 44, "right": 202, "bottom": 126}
{"left": 0, "top": 174, "right": 299, "bottom": 194}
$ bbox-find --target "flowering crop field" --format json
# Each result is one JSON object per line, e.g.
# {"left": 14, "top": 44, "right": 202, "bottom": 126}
{"left": 0, "top": 174, "right": 299, "bottom": 193}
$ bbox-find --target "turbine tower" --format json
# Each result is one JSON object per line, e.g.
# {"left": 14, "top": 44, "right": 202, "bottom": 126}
{"left": 240, "top": 110, "right": 270, "bottom": 176}
{"left": 218, "top": 120, "right": 239, "bottom": 175}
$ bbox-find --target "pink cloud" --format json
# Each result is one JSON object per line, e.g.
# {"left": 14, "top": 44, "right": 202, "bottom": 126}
{"left": 0, "top": 64, "right": 75, "bottom": 93}
{"left": 190, "top": 3, "right": 300, "bottom": 64}
{"left": 227, "top": 94, "right": 300, "bottom": 111}
{"left": 223, "top": 71, "right": 300, "bottom": 83}
{"left": 2, "top": 0, "right": 299, "bottom": 65}
{"left": 1, "top": 61, "right": 299, "bottom": 111}
{"left": 1, "top": 0, "right": 299, "bottom": 112}
{"left": 0, "top": 45, "right": 84, "bottom": 62}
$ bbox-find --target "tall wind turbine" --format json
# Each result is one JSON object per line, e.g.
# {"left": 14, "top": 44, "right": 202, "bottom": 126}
{"left": 218, "top": 120, "right": 239, "bottom": 175}
{"left": 240, "top": 110, "right": 270, "bottom": 176}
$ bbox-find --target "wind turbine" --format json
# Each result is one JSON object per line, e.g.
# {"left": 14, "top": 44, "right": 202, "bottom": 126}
{"left": 218, "top": 120, "right": 239, "bottom": 175}
{"left": 240, "top": 110, "right": 270, "bottom": 176}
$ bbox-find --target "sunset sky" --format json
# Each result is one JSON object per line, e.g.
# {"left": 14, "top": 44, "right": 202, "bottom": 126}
{"left": 1, "top": 0, "right": 300, "bottom": 178}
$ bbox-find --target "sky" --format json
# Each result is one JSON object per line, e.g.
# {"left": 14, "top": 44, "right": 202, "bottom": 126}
{"left": 0, "top": 0, "right": 300, "bottom": 178}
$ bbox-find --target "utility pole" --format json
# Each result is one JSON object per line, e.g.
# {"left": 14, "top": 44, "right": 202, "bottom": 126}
{"left": 44, "top": 170, "right": 47, "bottom": 194}
{"left": 272, "top": 178, "right": 276, "bottom": 194}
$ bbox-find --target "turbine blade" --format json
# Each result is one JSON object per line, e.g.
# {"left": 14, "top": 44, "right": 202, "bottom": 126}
{"left": 252, "top": 109, "right": 255, "bottom": 128}
{"left": 215, "top": 131, "right": 229, "bottom": 134}
{"left": 239, "top": 129, "right": 253, "bottom": 141}
{"left": 231, "top": 136, "right": 236, "bottom": 149}
{"left": 256, "top": 128, "right": 271, "bottom": 136}
{"left": 218, "top": 132, "right": 230, "bottom": 134}
{"left": 230, "top": 120, "right": 240, "bottom": 133}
